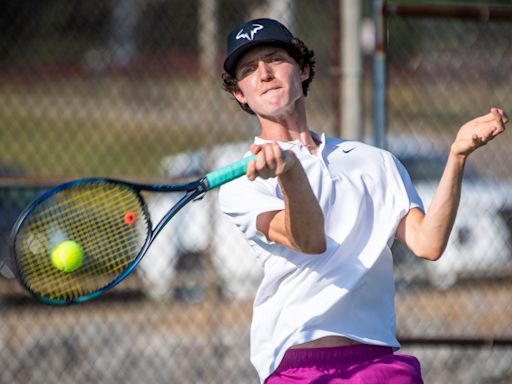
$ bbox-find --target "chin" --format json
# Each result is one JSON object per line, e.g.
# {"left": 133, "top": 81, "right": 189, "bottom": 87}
{"left": 259, "top": 103, "right": 292, "bottom": 117}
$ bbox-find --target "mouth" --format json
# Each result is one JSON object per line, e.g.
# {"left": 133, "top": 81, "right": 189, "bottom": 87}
{"left": 261, "top": 86, "right": 280, "bottom": 96}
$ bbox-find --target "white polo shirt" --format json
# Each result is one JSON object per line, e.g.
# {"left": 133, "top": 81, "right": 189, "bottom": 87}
{"left": 219, "top": 132, "right": 424, "bottom": 383}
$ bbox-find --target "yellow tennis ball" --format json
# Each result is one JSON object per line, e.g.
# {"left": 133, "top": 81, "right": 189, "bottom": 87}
{"left": 51, "top": 240, "right": 84, "bottom": 273}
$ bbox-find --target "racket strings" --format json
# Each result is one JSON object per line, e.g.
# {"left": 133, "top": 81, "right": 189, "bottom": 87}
{"left": 14, "top": 182, "right": 150, "bottom": 302}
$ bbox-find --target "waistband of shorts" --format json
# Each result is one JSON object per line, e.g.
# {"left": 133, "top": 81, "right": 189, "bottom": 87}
{"left": 276, "top": 344, "right": 394, "bottom": 370}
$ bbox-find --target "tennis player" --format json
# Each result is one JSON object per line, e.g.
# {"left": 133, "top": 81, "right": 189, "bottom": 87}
{"left": 218, "top": 18, "right": 508, "bottom": 384}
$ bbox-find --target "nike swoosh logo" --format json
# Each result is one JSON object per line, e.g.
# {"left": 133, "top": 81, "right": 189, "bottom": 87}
{"left": 342, "top": 147, "right": 356, "bottom": 154}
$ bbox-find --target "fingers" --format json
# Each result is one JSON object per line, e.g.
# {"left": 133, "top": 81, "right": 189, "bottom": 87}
{"left": 474, "top": 108, "right": 508, "bottom": 127}
{"left": 453, "top": 108, "right": 508, "bottom": 157}
{"left": 247, "top": 143, "right": 280, "bottom": 180}
{"left": 246, "top": 158, "right": 257, "bottom": 181}
{"left": 247, "top": 142, "right": 288, "bottom": 180}
{"left": 491, "top": 107, "right": 509, "bottom": 124}
{"left": 490, "top": 107, "right": 507, "bottom": 137}
{"left": 489, "top": 107, "right": 508, "bottom": 135}
{"left": 249, "top": 144, "right": 262, "bottom": 154}
{"left": 473, "top": 108, "right": 507, "bottom": 142}
{"left": 471, "top": 133, "right": 487, "bottom": 148}
{"left": 255, "top": 142, "right": 279, "bottom": 170}
{"left": 476, "top": 124, "right": 498, "bottom": 145}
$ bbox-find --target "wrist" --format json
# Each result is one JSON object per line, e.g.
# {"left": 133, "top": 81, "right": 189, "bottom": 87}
{"left": 279, "top": 151, "right": 300, "bottom": 176}
{"left": 448, "top": 145, "right": 468, "bottom": 168}
{"left": 278, "top": 154, "right": 308, "bottom": 192}
{"left": 449, "top": 143, "right": 469, "bottom": 162}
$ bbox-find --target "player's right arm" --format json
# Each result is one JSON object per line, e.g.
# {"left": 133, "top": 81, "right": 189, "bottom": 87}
{"left": 247, "top": 143, "right": 326, "bottom": 254}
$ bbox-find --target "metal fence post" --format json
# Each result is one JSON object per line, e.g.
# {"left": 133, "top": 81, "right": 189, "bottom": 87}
{"left": 340, "top": 0, "right": 363, "bottom": 140}
{"left": 372, "top": 0, "right": 387, "bottom": 149}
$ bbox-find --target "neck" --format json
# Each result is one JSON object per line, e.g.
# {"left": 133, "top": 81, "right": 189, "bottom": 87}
{"left": 257, "top": 98, "right": 314, "bottom": 146}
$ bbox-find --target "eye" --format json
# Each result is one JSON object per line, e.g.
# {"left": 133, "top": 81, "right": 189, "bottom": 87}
{"left": 271, "top": 54, "right": 284, "bottom": 63}
{"left": 237, "top": 64, "right": 256, "bottom": 79}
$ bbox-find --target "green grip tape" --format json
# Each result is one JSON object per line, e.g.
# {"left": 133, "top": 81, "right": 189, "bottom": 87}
{"left": 204, "top": 154, "right": 256, "bottom": 190}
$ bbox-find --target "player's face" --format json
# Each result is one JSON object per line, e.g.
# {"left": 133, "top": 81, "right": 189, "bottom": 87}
{"left": 232, "top": 46, "right": 309, "bottom": 118}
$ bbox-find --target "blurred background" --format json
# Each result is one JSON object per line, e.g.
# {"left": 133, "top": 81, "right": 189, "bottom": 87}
{"left": 0, "top": 0, "right": 511, "bottom": 383}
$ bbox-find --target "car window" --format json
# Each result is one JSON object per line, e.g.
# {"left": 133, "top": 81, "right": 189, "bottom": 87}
{"left": 398, "top": 156, "right": 480, "bottom": 182}
{"left": 399, "top": 156, "right": 445, "bottom": 182}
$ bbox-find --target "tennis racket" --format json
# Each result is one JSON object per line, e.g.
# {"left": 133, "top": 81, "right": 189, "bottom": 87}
{"left": 9, "top": 155, "right": 255, "bottom": 305}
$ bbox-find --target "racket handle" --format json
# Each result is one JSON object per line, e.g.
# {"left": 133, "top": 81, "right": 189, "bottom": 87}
{"left": 204, "top": 155, "right": 256, "bottom": 189}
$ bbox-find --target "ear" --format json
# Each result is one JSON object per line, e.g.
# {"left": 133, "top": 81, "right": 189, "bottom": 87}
{"left": 232, "top": 88, "right": 247, "bottom": 105}
{"left": 300, "top": 64, "right": 310, "bottom": 82}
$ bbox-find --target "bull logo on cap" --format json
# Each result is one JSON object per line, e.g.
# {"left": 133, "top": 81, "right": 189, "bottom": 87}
{"left": 236, "top": 23, "right": 263, "bottom": 41}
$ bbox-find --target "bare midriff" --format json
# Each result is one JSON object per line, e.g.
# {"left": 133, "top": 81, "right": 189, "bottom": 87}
{"left": 289, "top": 336, "right": 361, "bottom": 349}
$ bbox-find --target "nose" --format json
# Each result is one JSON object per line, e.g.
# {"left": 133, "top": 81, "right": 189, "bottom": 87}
{"left": 257, "top": 60, "right": 273, "bottom": 81}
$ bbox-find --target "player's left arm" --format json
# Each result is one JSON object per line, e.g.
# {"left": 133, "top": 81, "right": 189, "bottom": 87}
{"left": 397, "top": 107, "right": 508, "bottom": 261}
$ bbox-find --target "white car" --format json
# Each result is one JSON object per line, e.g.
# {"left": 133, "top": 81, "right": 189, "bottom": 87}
{"left": 139, "top": 142, "right": 262, "bottom": 300}
{"left": 137, "top": 137, "right": 512, "bottom": 298}
{"left": 386, "top": 136, "right": 512, "bottom": 288}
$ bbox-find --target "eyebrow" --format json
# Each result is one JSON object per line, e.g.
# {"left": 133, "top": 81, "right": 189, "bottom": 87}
{"left": 238, "top": 50, "right": 281, "bottom": 69}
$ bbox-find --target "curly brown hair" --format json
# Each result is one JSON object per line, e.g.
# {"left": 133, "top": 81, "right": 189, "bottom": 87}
{"left": 221, "top": 37, "right": 316, "bottom": 115}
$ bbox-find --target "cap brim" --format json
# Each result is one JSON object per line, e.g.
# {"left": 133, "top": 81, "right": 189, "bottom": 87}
{"left": 223, "top": 39, "right": 293, "bottom": 75}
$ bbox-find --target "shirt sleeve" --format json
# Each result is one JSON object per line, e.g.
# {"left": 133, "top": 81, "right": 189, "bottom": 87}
{"left": 390, "top": 154, "right": 425, "bottom": 213}
{"left": 219, "top": 175, "right": 285, "bottom": 245}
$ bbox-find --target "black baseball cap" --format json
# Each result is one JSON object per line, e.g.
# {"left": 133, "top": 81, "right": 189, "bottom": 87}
{"left": 223, "top": 18, "right": 295, "bottom": 75}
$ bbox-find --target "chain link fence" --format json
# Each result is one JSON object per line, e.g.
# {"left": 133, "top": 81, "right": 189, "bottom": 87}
{"left": 382, "top": 2, "right": 512, "bottom": 384}
{"left": 0, "top": 1, "right": 511, "bottom": 383}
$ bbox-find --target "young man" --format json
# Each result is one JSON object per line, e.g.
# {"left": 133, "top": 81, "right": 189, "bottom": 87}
{"left": 219, "top": 18, "right": 507, "bottom": 384}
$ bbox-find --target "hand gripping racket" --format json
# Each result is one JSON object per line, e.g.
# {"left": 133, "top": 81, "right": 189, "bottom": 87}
{"left": 9, "top": 155, "right": 255, "bottom": 305}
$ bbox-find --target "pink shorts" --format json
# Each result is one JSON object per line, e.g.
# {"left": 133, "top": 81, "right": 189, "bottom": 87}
{"left": 265, "top": 344, "right": 424, "bottom": 384}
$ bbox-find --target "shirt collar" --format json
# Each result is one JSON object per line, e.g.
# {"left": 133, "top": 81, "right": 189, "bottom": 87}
{"left": 254, "top": 131, "right": 326, "bottom": 153}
